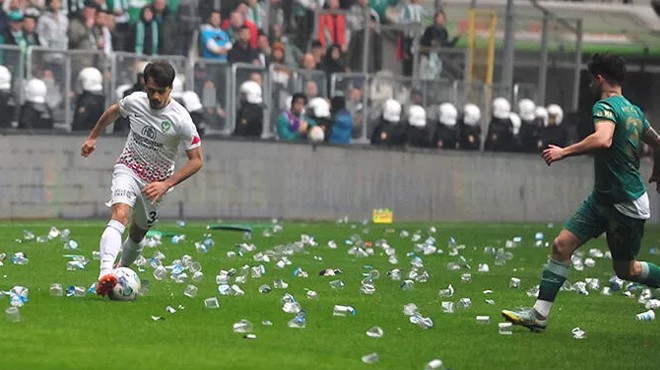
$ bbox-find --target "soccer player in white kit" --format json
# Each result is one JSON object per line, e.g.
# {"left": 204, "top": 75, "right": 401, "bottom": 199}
{"left": 80, "top": 61, "right": 203, "bottom": 297}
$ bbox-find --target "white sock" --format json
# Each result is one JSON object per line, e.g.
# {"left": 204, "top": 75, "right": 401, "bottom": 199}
{"left": 99, "top": 220, "right": 126, "bottom": 278}
{"left": 533, "top": 300, "right": 553, "bottom": 318}
{"left": 119, "top": 237, "right": 143, "bottom": 267}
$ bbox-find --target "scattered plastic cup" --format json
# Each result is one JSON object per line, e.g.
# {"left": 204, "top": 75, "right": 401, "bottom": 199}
{"left": 498, "top": 322, "right": 513, "bottom": 335}
{"left": 509, "top": 277, "right": 521, "bottom": 288}
{"left": 361, "top": 352, "right": 379, "bottom": 364}
{"left": 425, "top": 359, "right": 444, "bottom": 370}
{"left": 204, "top": 297, "right": 220, "bottom": 309}
{"left": 184, "top": 285, "right": 198, "bottom": 298}
{"left": 49, "top": 283, "right": 63, "bottom": 297}
{"left": 153, "top": 265, "right": 167, "bottom": 281}
{"left": 636, "top": 310, "right": 656, "bottom": 321}
{"left": 333, "top": 305, "right": 356, "bottom": 316}
{"left": 476, "top": 315, "right": 490, "bottom": 324}
{"left": 441, "top": 301, "right": 455, "bottom": 313}
{"left": 233, "top": 319, "right": 253, "bottom": 333}
{"left": 5, "top": 307, "right": 20, "bottom": 322}
{"left": 366, "top": 326, "right": 384, "bottom": 338}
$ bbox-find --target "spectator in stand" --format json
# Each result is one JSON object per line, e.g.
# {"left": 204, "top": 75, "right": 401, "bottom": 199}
{"left": 228, "top": 24, "right": 259, "bottom": 65}
{"left": 133, "top": 5, "right": 158, "bottom": 55}
{"left": 68, "top": 2, "right": 99, "bottom": 50}
{"left": 293, "top": 0, "right": 320, "bottom": 50}
{"left": 108, "top": 0, "right": 130, "bottom": 51}
{"left": 347, "top": 82, "right": 364, "bottom": 139}
{"left": 256, "top": 30, "right": 270, "bottom": 67}
{"left": 329, "top": 95, "right": 352, "bottom": 144}
{"left": 301, "top": 52, "right": 317, "bottom": 71}
{"left": 151, "top": 0, "right": 176, "bottom": 55}
{"left": 419, "top": 9, "right": 460, "bottom": 79}
{"left": 321, "top": 43, "right": 346, "bottom": 76}
{"left": 95, "top": 7, "right": 113, "bottom": 56}
{"left": 268, "top": 0, "right": 285, "bottom": 35}
{"left": 0, "top": 0, "right": 8, "bottom": 36}
{"left": 304, "top": 79, "right": 318, "bottom": 99}
{"left": 37, "top": 0, "right": 68, "bottom": 50}
{"left": 311, "top": 40, "right": 325, "bottom": 66}
{"left": 276, "top": 92, "right": 315, "bottom": 140}
{"left": 1, "top": 11, "right": 25, "bottom": 48}
{"left": 270, "top": 41, "right": 286, "bottom": 65}
{"left": 317, "top": 0, "right": 346, "bottom": 51}
{"left": 245, "top": 0, "right": 264, "bottom": 30}
{"left": 199, "top": 9, "right": 231, "bottom": 62}
{"left": 271, "top": 22, "right": 302, "bottom": 67}
{"left": 66, "top": 0, "right": 86, "bottom": 16}
{"left": 223, "top": 9, "right": 257, "bottom": 48}
{"left": 347, "top": 0, "right": 381, "bottom": 72}
{"left": 399, "top": 0, "right": 428, "bottom": 76}
{"left": 127, "top": 0, "right": 149, "bottom": 24}
{"left": 22, "top": 8, "right": 40, "bottom": 47}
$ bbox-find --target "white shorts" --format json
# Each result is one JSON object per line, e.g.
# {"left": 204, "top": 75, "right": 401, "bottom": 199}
{"left": 108, "top": 164, "right": 160, "bottom": 229}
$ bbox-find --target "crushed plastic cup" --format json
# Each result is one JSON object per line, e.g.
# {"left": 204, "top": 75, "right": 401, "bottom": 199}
{"left": 571, "top": 327, "right": 586, "bottom": 339}
{"left": 645, "top": 299, "right": 660, "bottom": 310}
{"left": 478, "top": 263, "right": 490, "bottom": 272}
{"left": 11, "top": 252, "right": 28, "bottom": 265}
{"left": 400, "top": 279, "right": 415, "bottom": 291}
{"left": 10, "top": 286, "right": 29, "bottom": 307}
{"left": 329, "top": 279, "right": 345, "bottom": 289}
{"left": 49, "top": 283, "right": 63, "bottom": 297}
{"left": 361, "top": 352, "right": 379, "bottom": 364}
{"left": 274, "top": 279, "right": 289, "bottom": 289}
{"left": 48, "top": 226, "right": 61, "bottom": 239}
{"left": 5, "top": 307, "right": 20, "bottom": 323}
{"left": 204, "top": 297, "right": 220, "bottom": 309}
{"left": 360, "top": 284, "right": 376, "bottom": 295}
{"left": 442, "top": 301, "right": 456, "bottom": 314}
{"left": 173, "top": 273, "right": 188, "bottom": 284}
{"left": 192, "top": 271, "right": 203, "bottom": 282}
{"left": 526, "top": 285, "right": 540, "bottom": 298}
{"left": 153, "top": 265, "right": 167, "bottom": 281}
{"left": 461, "top": 273, "right": 472, "bottom": 283}
{"left": 65, "top": 240, "right": 79, "bottom": 250}
{"left": 184, "top": 285, "right": 198, "bottom": 298}
{"left": 509, "top": 277, "right": 521, "bottom": 288}
{"left": 259, "top": 284, "right": 272, "bottom": 294}
{"left": 584, "top": 258, "right": 596, "bottom": 268}
{"left": 458, "top": 298, "right": 472, "bottom": 309}
{"left": 262, "top": 320, "right": 273, "bottom": 326}
{"left": 233, "top": 319, "right": 253, "bottom": 333}
{"left": 282, "top": 301, "right": 302, "bottom": 314}
{"left": 388, "top": 269, "right": 402, "bottom": 281}
{"left": 231, "top": 285, "right": 245, "bottom": 296}
{"left": 366, "top": 326, "right": 384, "bottom": 338}
{"left": 333, "top": 305, "right": 356, "bottom": 316}
{"left": 288, "top": 311, "right": 306, "bottom": 329}
{"left": 409, "top": 313, "right": 434, "bottom": 329}
{"left": 636, "top": 310, "right": 656, "bottom": 321}
{"left": 476, "top": 315, "right": 490, "bottom": 324}
{"left": 218, "top": 284, "right": 232, "bottom": 295}
{"left": 498, "top": 322, "right": 513, "bottom": 335}
{"left": 403, "top": 303, "right": 419, "bottom": 316}
{"left": 189, "top": 262, "right": 202, "bottom": 273}
{"left": 438, "top": 284, "right": 455, "bottom": 297}
{"left": 425, "top": 359, "right": 444, "bottom": 370}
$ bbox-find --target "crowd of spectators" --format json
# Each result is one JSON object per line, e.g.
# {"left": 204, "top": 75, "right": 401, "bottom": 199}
{"left": 0, "top": 0, "right": 583, "bottom": 155}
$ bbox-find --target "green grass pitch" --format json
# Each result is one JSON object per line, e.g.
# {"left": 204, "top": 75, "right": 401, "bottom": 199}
{"left": 0, "top": 220, "right": 658, "bottom": 370}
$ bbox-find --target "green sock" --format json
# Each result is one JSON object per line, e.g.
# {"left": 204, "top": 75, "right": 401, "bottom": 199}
{"left": 638, "top": 262, "right": 660, "bottom": 288}
{"left": 533, "top": 259, "right": 570, "bottom": 317}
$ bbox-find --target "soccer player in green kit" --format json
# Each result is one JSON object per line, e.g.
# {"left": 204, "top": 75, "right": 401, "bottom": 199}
{"left": 502, "top": 53, "right": 660, "bottom": 332}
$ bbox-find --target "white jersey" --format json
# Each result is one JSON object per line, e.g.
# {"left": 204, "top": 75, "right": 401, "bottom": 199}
{"left": 117, "top": 92, "right": 201, "bottom": 183}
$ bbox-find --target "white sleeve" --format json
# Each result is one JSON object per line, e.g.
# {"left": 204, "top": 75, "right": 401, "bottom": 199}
{"left": 179, "top": 116, "right": 202, "bottom": 151}
{"left": 118, "top": 93, "right": 133, "bottom": 118}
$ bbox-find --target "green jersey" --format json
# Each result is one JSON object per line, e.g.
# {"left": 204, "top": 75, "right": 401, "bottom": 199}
{"left": 592, "top": 95, "right": 650, "bottom": 204}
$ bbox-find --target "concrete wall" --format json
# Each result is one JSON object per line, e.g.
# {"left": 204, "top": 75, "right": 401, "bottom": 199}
{"left": 1, "top": 134, "right": 658, "bottom": 223}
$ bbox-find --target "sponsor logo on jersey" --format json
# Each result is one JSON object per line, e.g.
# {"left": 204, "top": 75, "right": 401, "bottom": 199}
{"left": 161, "top": 120, "right": 172, "bottom": 131}
{"left": 142, "top": 126, "right": 157, "bottom": 140}
{"left": 191, "top": 135, "right": 201, "bottom": 145}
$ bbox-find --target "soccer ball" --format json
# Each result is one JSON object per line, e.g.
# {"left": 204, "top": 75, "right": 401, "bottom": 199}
{"left": 109, "top": 267, "right": 141, "bottom": 301}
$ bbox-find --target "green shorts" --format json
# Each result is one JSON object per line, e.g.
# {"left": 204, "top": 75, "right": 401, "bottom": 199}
{"left": 565, "top": 193, "right": 646, "bottom": 261}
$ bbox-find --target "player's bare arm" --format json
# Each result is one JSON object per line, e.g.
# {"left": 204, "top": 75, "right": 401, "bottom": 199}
{"left": 542, "top": 120, "right": 614, "bottom": 165}
{"left": 80, "top": 103, "right": 121, "bottom": 157}
{"left": 642, "top": 126, "right": 660, "bottom": 192}
{"left": 142, "top": 147, "right": 203, "bottom": 204}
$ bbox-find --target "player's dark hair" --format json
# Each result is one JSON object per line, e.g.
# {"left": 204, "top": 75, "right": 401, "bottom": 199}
{"left": 239, "top": 25, "right": 250, "bottom": 32}
{"left": 143, "top": 60, "right": 175, "bottom": 88}
{"left": 331, "top": 95, "right": 345, "bottom": 113}
{"left": 587, "top": 53, "right": 626, "bottom": 86}
{"left": 291, "top": 93, "right": 307, "bottom": 108}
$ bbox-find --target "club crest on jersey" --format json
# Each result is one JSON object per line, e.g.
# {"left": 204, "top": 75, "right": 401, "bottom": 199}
{"left": 142, "top": 126, "right": 157, "bottom": 140}
{"left": 161, "top": 120, "right": 172, "bottom": 131}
